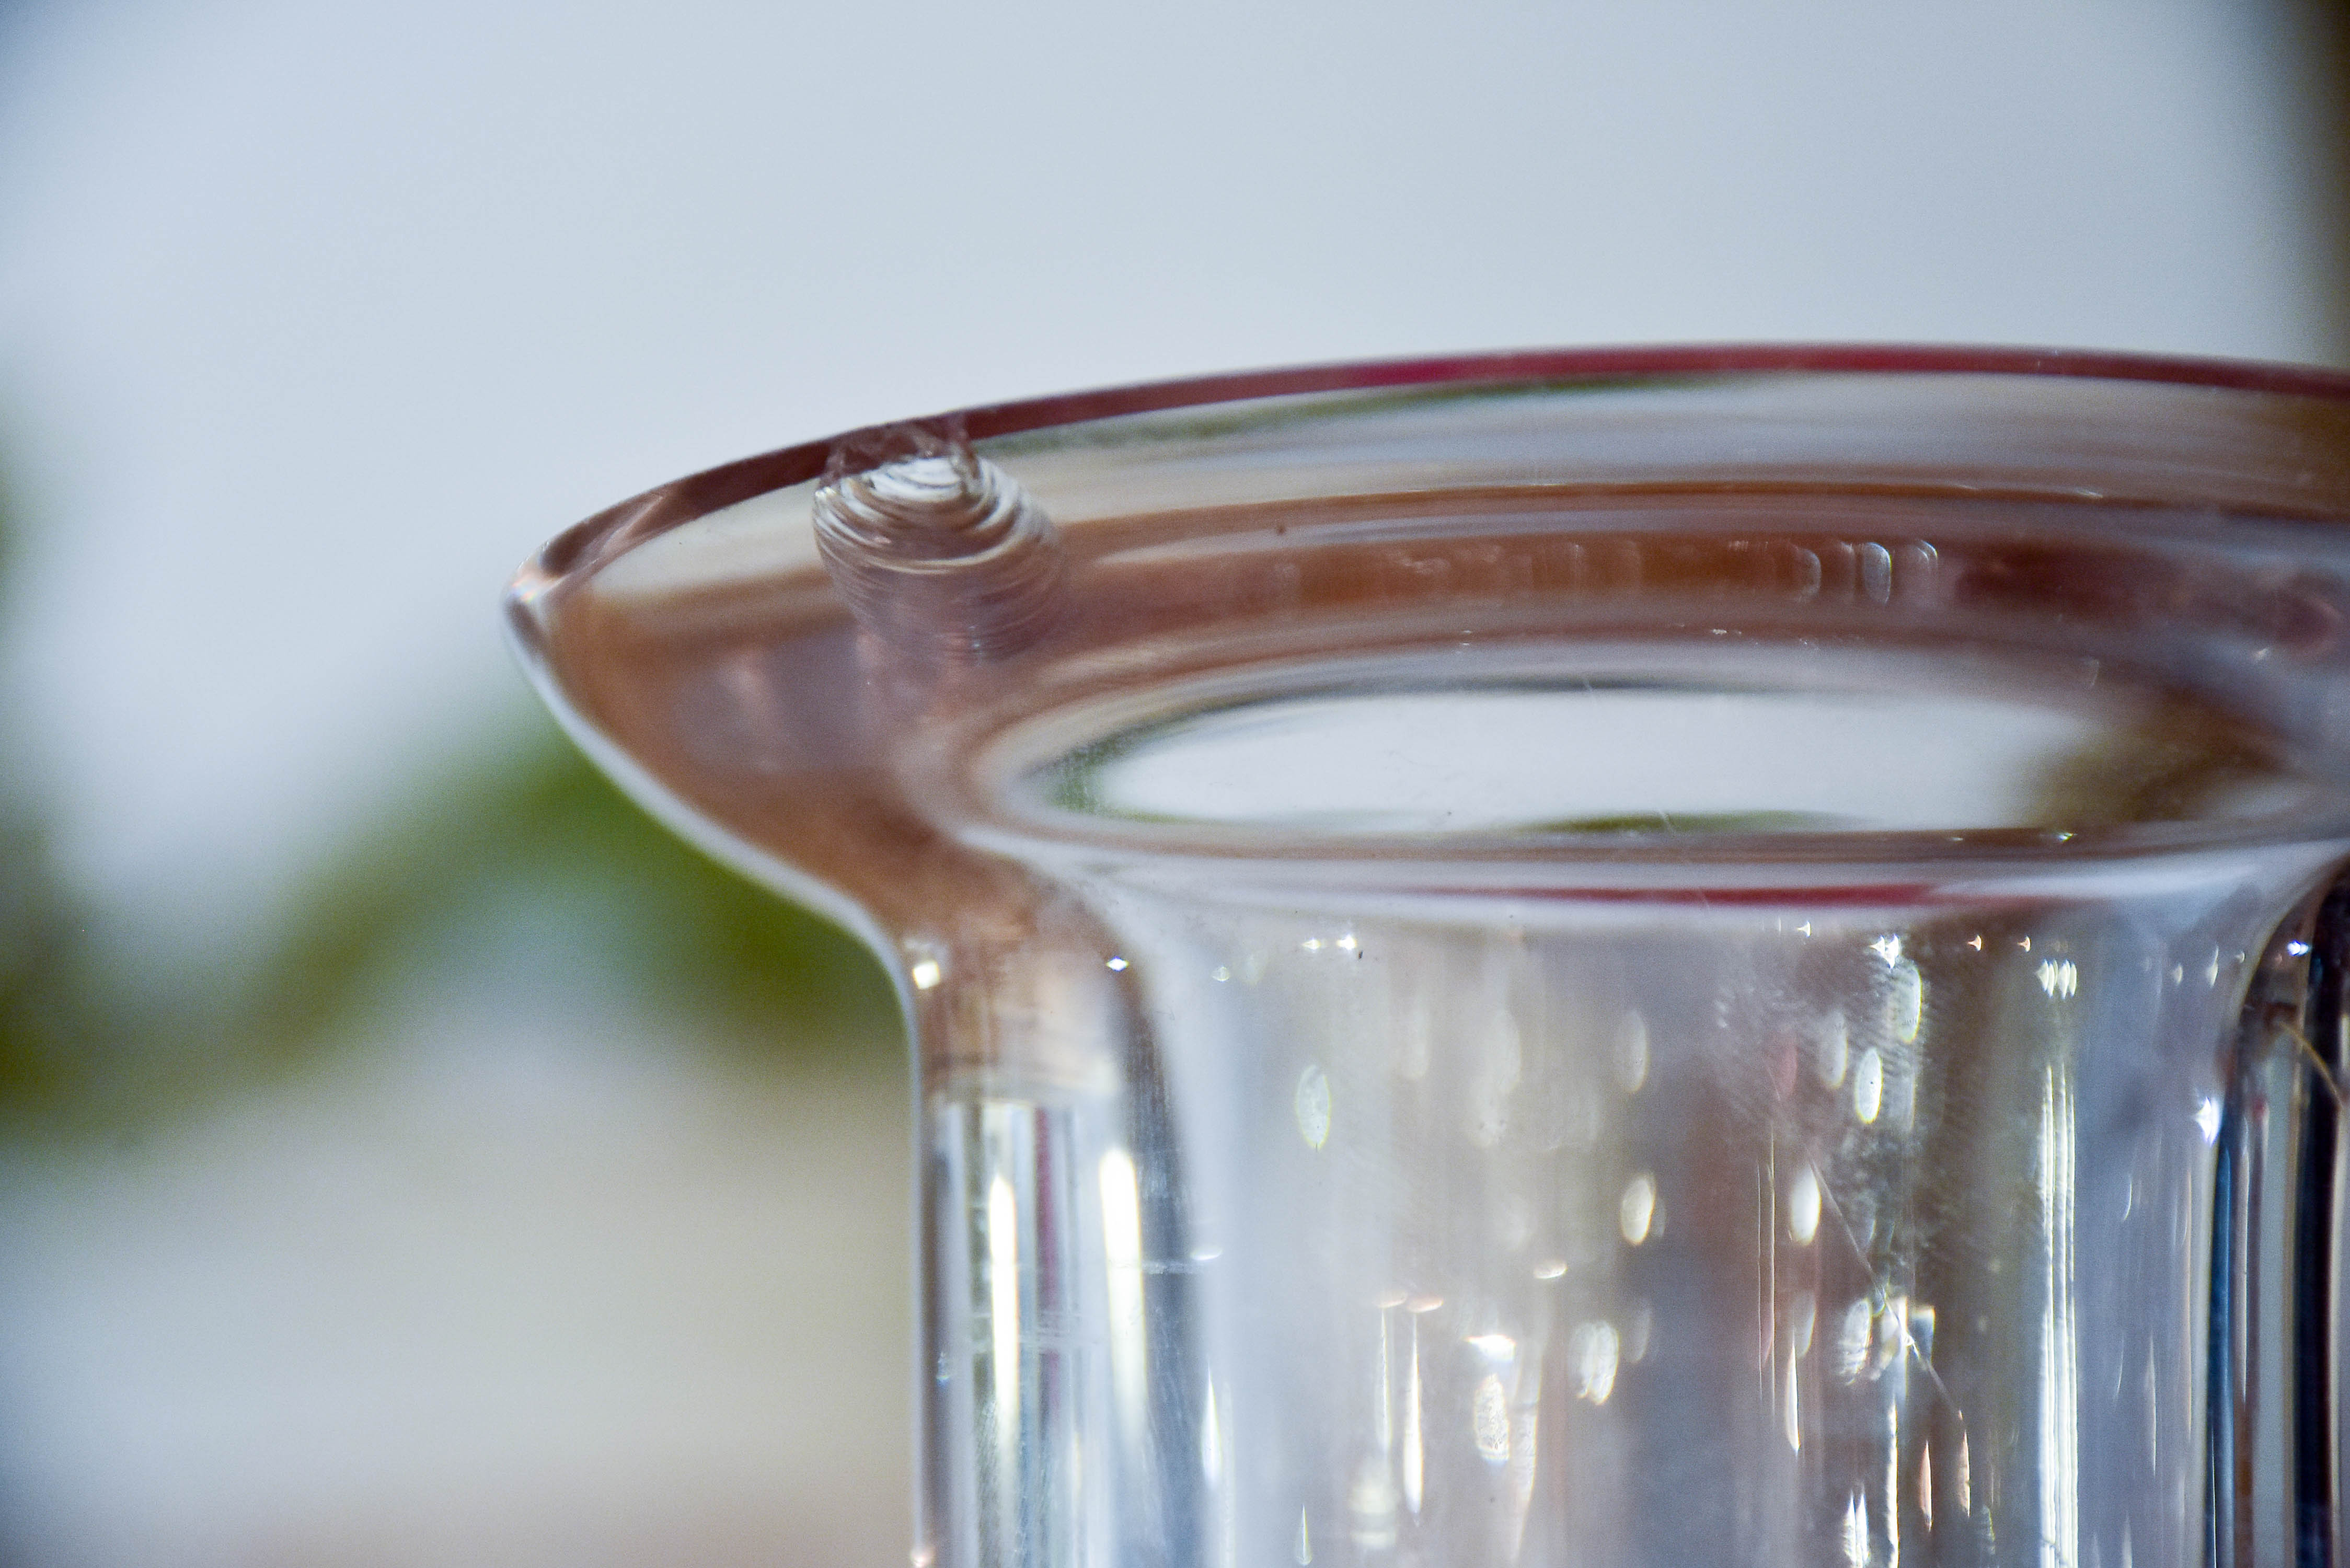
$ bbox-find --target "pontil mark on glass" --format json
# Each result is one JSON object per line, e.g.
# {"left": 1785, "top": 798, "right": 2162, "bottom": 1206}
{"left": 811, "top": 432, "right": 1063, "bottom": 663}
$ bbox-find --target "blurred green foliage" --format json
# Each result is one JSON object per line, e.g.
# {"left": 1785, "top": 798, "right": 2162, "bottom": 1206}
{"left": 0, "top": 712, "right": 902, "bottom": 1136}
{"left": 0, "top": 748, "right": 93, "bottom": 1124}
{"left": 0, "top": 711, "right": 901, "bottom": 1136}
{"left": 229, "top": 717, "right": 903, "bottom": 1054}
{"left": 0, "top": 460, "right": 97, "bottom": 1126}
{"left": 0, "top": 460, "right": 897, "bottom": 1134}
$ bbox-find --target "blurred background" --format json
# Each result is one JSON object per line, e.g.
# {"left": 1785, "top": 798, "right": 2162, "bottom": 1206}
{"left": 0, "top": 1, "right": 2344, "bottom": 1562}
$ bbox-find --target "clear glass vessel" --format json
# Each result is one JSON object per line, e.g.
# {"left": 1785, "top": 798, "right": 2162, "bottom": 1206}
{"left": 508, "top": 348, "right": 2350, "bottom": 1568}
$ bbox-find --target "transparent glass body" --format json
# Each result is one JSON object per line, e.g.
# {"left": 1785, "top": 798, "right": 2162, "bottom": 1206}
{"left": 508, "top": 349, "right": 2350, "bottom": 1568}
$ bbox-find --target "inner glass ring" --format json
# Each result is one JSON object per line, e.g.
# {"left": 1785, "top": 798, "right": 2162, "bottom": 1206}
{"left": 981, "top": 653, "right": 2315, "bottom": 841}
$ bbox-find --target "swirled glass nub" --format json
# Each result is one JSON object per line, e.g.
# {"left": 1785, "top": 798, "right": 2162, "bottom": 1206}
{"left": 812, "top": 446, "right": 1064, "bottom": 661}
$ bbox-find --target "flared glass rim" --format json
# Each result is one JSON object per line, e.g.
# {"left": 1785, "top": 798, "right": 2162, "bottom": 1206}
{"left": 522, "top": 343, "right": 2350, "bottom": 591}
{"left": 509, "top": 344, "right": 2350, "bottom": 897}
